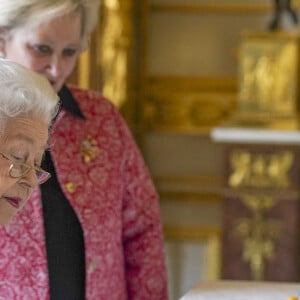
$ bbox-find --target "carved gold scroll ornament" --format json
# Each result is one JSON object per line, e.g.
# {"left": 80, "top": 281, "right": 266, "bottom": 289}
{"left": 229, "top": 150, "right": 292, "bottom": 279}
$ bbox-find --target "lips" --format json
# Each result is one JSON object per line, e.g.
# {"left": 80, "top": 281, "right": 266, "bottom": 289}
{"left": 3, "top": 196, "right": 22, "bottom": 209}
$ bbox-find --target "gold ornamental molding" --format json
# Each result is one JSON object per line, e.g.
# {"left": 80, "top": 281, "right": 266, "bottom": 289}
{"left": 229, "top": 150, "right": 294, "bottom": 189}
{"left": 235, "top": 195, "right": 282, "bottom": 281}
{"left": 77, "top": 0, "right": 139, "bottom": 129}
{"left": 164, "top": 225, "right": 220, "bottom": 242}
{"left": 141, "top": 76, "right": 237, "bottom": 133}
{"left": 78, "top": 0, "right": 135, "bottom": 126}
{"left": 150, "top": 2, "right": 300, "bottom": 14}
{"left": 159, "top": 191, "right": 221, "bottom": 203}
{"left": 154, "top": 175, "right": 223, "bottom": 203}
{"left": 148, "top": 76, "right": 237, "bottom": 92}
{"left": 99, "top": 0, "right": 133, "bottom": 108}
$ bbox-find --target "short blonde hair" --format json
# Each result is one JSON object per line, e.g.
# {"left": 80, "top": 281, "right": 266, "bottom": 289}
{"left": 0, "top": 59, "right": 59, "bottom": 126}
{"left": 0, "top": 0, "right": 100, "bottom": 49}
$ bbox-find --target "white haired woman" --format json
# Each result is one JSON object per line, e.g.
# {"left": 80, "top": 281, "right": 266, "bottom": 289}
{"left": 0, "top": 1, "right": 168, "bottom": 299}
{"left": 0, "top": 59, "right": 59, "bottom": 225}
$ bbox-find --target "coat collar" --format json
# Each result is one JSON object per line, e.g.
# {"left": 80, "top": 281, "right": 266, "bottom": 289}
{"left": 58, "top": 85, "right": 86, "bottom": 120}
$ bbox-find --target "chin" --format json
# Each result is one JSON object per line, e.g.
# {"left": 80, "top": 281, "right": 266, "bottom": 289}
{"left": 54, "top": 83, "right": 63, "bottom": 93}
{"left": 0, "top": 209, "right": 18, "bottom": 226}
{"left": 0, "top": 216, "right": 13, "bottom": 226}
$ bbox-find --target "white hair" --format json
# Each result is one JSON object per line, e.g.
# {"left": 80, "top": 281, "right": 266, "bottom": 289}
{"left": 0, "top": 0, "right": 100, "bottom": 49}
{"left": 0, "top": 59, "right": 59, "bottom": 128}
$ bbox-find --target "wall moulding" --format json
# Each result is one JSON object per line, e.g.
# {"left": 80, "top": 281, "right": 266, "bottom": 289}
{"left": 140, "top": 76, "right": 237, "bottom": 133}
{"left": 159, "top": 191, "right": 221, "bottom": 203}
{"left": 150, "top": 3, "right": 285, "bottom": 14}
{"left": 76, "top": 0, "right": 136, "bottom": 127}
{"left": 154, "top": 175, "right": 223, "bottom": 203}
{"left": 164, "top": 225, "right": 220, "bottom": 242}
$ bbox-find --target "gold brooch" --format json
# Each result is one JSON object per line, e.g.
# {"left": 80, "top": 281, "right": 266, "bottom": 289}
{"left": 65, "top": 182, "right": 76, "bottom": 193}
{"left": 80, "top": 135, "right": 100, "bottom": 163}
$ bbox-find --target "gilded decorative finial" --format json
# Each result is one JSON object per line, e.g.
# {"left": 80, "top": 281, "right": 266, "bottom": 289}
{"left": 236, "top": 195, "right": 282, "bottom": 280}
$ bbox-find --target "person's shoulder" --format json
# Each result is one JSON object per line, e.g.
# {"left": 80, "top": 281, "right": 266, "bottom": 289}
{"left": 67, "top": 84, "right": 121, "bottom": 116}
{"left": 68, "top": 84, "right": 109, "bottom": 103}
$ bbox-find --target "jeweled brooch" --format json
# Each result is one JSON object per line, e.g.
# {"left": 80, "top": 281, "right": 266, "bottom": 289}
{"left": 80, "top": 135, "right": 100, "bottom": 163}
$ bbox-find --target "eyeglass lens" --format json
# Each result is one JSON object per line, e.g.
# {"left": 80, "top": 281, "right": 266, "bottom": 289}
{"left": 9, "top": 163, "right": 50, "bottom": 184}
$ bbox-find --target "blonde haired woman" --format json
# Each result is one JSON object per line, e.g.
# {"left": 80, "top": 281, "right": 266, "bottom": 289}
{"left": 0, "top": 1, "right": 168, "bottom": 299}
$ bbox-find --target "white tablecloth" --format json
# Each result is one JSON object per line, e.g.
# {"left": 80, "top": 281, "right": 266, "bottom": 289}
{"left": 180, "top": 280, "right": 300, "bottom": 300}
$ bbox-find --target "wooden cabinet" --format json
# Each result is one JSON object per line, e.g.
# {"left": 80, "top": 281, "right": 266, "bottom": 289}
{"left": 212, "top": 127, "right": 300, "bottom": 281}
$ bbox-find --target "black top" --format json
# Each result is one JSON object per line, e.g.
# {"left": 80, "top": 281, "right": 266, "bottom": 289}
{"left": 41, "top": 86, "right": 86, "bottom": 300}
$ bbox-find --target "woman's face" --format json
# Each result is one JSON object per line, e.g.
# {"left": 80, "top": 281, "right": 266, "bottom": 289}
{"left": 0, "top": 115, "right": 49, "bottom": 225}
{"left": 2, "top": 11, "right": 82, "bottom": 92}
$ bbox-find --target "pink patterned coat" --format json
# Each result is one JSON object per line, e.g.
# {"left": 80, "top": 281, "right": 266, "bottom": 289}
{"left": 0, "top": 86, "right": 168, "bottom": 300}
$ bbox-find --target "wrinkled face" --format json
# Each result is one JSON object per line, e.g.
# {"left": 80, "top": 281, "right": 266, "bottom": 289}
{"left": 0, "top": 115, "right": 48, "bottom": 225}
{"left": 2, "top": 11, "right": 82, "bottom": 92}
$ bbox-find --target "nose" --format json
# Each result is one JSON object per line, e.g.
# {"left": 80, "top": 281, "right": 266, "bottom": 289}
{"left": 47, "top": 55, "right": 63, "bottom": 78}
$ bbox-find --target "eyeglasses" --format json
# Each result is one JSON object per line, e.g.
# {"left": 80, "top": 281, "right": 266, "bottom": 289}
{"left": 0, "top": 152, "right": 51, "bottom": 185}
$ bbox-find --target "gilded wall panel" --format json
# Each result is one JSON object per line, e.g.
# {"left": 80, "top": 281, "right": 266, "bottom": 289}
{"left": 140, "top": 77, "right": 237, "bottom": 133}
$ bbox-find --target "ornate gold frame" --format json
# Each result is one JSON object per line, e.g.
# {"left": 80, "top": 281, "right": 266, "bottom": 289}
{"left": 78, "top": 0, "right": 134, "bottom": 107}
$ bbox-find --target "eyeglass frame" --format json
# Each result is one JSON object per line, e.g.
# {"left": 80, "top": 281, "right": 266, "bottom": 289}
{"left": 0, "top": 151, "right": 51, "bottom": 184}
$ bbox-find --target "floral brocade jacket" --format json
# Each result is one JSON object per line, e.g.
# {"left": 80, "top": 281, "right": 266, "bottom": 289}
{"left": 0, "top": 86, "right": 168, "bottom": 300}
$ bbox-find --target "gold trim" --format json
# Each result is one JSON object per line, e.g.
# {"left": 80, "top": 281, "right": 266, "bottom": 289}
{"left": 77, "top": 2, "right": 136, "bottom": 126}
{"left": 141, "top": 76, "right": 237, "bottom": 133}
{"left": 159, "top": 191, "right": 222, "bottom": 203}
{"left": 206, "top": 234, "right": 222, "bottom": 280}
{"left": 154, "top": 175, "right": 223, "bottom": 202}
{"left": 78, "top": 50, "right": 90, "bottom": 89}
{"left": 164, "top": 225, "right": 220, "bottom": 241}
{"left": 100, "top": 0, "right": 133, "bottom": 108}
{"left": 78, "top": 12, "right": 101, "bottom": 91}
{"left": 236, "top": 195, "right": 282, "bottom": 280}
{"left": 222, "top": 187, "right": 300, "bottom": 200}
{"left": 229, "top": 150, "right": 294, "bottom": 189}
{"left": 150, "top": 4, "right": 275, "bottom": 14}
{"left": 154, "top": 175, "right": 222, "bottom": 185}
{"left": 148, "top": 76, "right": 237, "bottom": 92}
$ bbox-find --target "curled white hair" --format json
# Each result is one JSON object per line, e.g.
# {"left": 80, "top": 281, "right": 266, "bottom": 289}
{"left": 0, "top": 59, "right": 59, "bottom": 128}
{"left": 0, "top": 0, "right": 100, "bottom": 50}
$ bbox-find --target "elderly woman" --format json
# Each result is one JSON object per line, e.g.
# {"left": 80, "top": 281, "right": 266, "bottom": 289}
{"left": 0, "top": 1, "right": 168, "bottom": 300}
{"left": 0, "top": 59, "right": 59, "bottom": 225}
